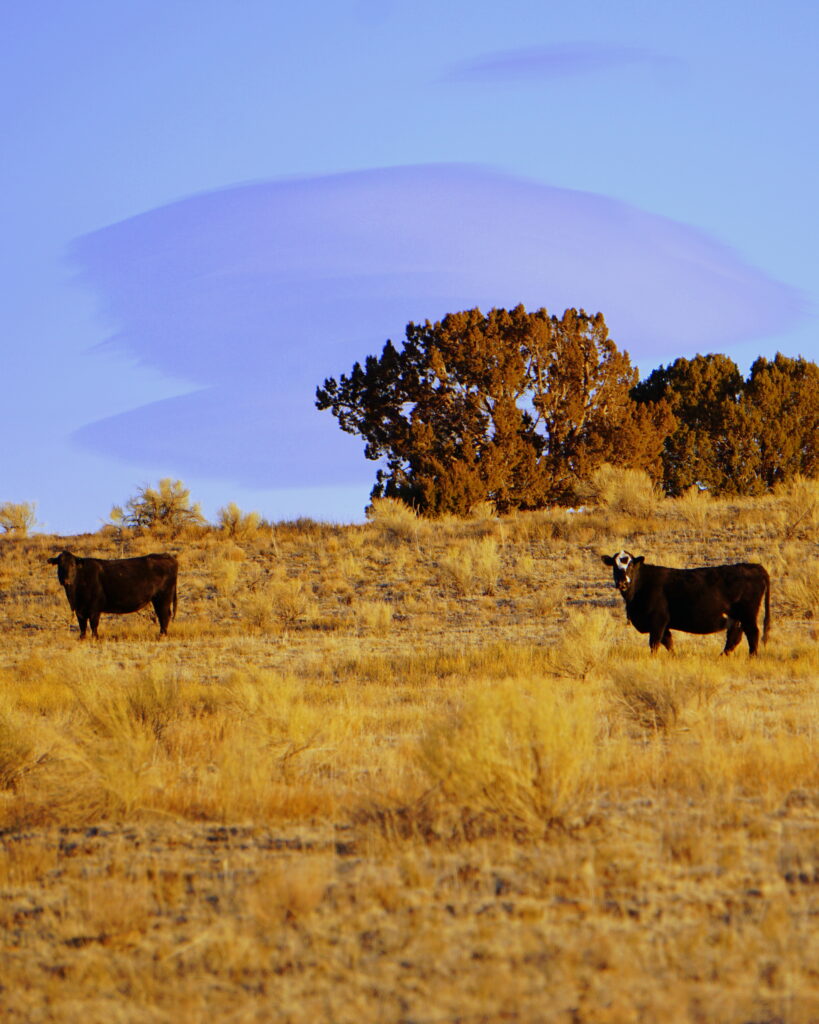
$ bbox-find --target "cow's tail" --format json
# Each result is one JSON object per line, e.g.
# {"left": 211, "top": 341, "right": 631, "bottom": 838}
{"left": 172, "top": 581, "right": 178, "bottom": 621}
{"left": 762, "top": 572, "right": 771, "bottom": 645}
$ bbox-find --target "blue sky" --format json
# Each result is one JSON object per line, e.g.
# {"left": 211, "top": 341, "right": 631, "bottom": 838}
{"left": 2, "top": 1, "right": 816, "bottom": 534}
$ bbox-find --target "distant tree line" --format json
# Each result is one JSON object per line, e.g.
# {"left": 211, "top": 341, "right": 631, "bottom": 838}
{"left": 317, "top": 305, "right": 819, "bottom": 514}
{"left": 632, "top": 352, "right": 819, "bottom": 496}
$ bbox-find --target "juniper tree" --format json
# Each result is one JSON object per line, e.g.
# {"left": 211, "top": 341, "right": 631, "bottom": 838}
{"left": 633, "top": 352, "right": 819, "bottom": 496}
{"left": 317, "top": 305, "right": 673, "bottom": 515}
{"left": 631, "top": 353, "right": 744, "bottom": 495}
{"left": 731, "top": 354, "right": 819, "bottom": 491}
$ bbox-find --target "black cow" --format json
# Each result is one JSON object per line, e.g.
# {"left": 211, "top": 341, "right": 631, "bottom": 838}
{"left": 48, "top": 550, "right": 178, "bottom": 639}
{"left": 601, "top": 550, "right": 770, "bottom": 655}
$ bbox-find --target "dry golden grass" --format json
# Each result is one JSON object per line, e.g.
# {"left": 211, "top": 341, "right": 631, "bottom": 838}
{"left": 0, "top": 495, "right": 818, "bottom": 1022}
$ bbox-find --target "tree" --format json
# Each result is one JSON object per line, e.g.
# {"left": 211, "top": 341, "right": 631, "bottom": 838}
{"left": 631, "top": 354, "right": 743, "bottom": 495}
{"left": 111, "top": 479, "right": 206, "bottom": 534}
{"left": 317, "top": 306, "right": 673, "bottom": 515}
{"left": 730, "top": 354, "right": 819, "bottom": 491}
{"left": 634, "top": 352, "right": 819, "bottom": 496}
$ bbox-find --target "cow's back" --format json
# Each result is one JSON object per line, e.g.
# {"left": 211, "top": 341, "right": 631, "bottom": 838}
{"left": 96, "top": 554, "right": 178, "bottom": 614}
{"left": 631, "top": 562, "right": 767, "bottom": 636}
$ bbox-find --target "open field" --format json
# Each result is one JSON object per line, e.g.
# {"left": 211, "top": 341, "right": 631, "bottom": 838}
{"left": 1, "top": 486, "right": 818, "bottom": 1023}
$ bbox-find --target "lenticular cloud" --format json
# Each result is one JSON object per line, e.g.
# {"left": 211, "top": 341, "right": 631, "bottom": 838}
{"left": 70, "top": 164, "right": 802, "bottom": 489}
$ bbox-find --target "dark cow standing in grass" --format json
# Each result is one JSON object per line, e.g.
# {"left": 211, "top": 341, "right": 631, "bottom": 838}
{"left": 48, "top": 550, "right": 178, "bottom": 639}
{"left": 602, "top": 550, "right": 770, "bottom": 655}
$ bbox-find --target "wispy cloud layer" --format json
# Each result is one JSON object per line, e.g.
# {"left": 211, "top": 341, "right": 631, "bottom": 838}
{"left": 442, "top": 43, "right": 679, "bottom": 84}
{"left": 70, "top": 164, "right": 802, "bottom": 490}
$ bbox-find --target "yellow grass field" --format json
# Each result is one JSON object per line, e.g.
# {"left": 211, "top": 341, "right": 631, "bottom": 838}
{"left": 1, "top": 484, "right": 818, "bottom": 1023}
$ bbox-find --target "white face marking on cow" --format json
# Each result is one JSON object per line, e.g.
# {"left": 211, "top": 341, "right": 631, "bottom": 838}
{"left": 612, "top": 550, "right": 634, "bottom": 590}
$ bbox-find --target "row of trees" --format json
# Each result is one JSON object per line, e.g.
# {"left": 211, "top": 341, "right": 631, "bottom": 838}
{"left": 6, "top": 307, "right": 815, "bottom": 533}
{"left": 317, "top": 305, "right": 819, "bottom": 514}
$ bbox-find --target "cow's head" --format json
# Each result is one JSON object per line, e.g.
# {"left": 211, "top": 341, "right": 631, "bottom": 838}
{"left": 48, "top": 550, "right": 80, "bottom": 589}
{"left": 601, "top": 550, "right": 644, "bottom": 595}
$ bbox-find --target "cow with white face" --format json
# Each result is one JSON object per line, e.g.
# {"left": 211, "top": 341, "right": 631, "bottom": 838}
{"left": 609, "top": 550, "right": 639, "bottom": 593}
{"left": 602, "top": 550, "right": 771, "bottom": 655}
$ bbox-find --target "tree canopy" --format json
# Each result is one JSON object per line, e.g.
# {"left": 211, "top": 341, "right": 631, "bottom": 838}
{"left": 633, "top": 352, "right": 819, "bottom": 496}
{"left": 316, "top": 305, "right": 673, "bottom": 515}
{"left": 732, "top": 354, "right": 819, "bottom": 491}
{"left": 631, "top": 354, "right": 744, "bottom": 495}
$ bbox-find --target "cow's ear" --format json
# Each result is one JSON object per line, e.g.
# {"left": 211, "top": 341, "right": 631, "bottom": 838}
{"left": 601, "top": 555, "right": 615, "bottom": 566}
{"left": 47, "top": 556, "right": 58, "bottom": 565}
{"left": 633, "top": 556, "right": 645, "bottom": 567}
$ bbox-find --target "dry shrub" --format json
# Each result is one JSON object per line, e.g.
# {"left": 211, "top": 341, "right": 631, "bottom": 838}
{"left": 546, "top": 607, "right": 617, "bottom": 678}
{"left": 52, "top": 669, "right": 173, "bottom": 818}
{"left": 465, "top": 500, "right": 504, "bottom": 537}
{"left": 2, "top": 653, "right": 76, "bottom": 713}
{"left": 0, "top": 709, "right": 40, "bottom": 789}
{"left": 467, "top": 500, "right": 497, "bottom": 522}
{"left": 66, "top": 661, "right": 207, "bottom": 739}
{"left": 0, "top": 834, "right": 58, "bottom": 886}
{"left": 335, "top": 552, "right": 365, "bottom": 586}
{"left": 242, "top": 858, "right": 334, "bottom": 926}
{"left": 438, "top": 544, "right": 473, "bottom": 595}
{"left": 266, "top": 578, "right": 319, "bottom": 629}
{"left": 729, "top": 731, "right": 819, "bottom": 803}
{"left": 616, "top": 679, "right": 681, "bottom": 732}
{"left": 416, "top": 676, "right": 599, "bottom": 831}
{"left": 609, "top": 659, "right": 724, "bottom": 733}
{"left": 543, "top": 508, "right": 582, "bottom": 541}
{"left": 110, "top": 478, "right": 206, "bottom": 535}
{"left": 211, "top": 556, "right": 242, "bottom": 594}
{"left": 367, "top": 497, "right": 420, "bottom": 542}
{"left": 221, "top": 542, "right": 247, "bottom": 561}
{"left": 675, "top": 485, "right": 712, "bottom": 534}
{"left": 659, "top": 714, "right": 819, "bottom": 808}
{"left": 471, "top": 536, "right": 501, "bottom": 594}
{"left": 503, "top": 509, "right": 552, "bottom": 543}
{"left": 121, "top": 665, "right": 188, "bottom": 737}
{"left": 4, "top": 665, "right": 338, "bottom": 826}
{"left": 531, "top": 582, "right": 567, "bottom": 620}
{"left": 775, "top": 550, "right": 819, "bottom": 619}
{"left": 587, "top": 463, "right": 660, "bottom": 518}
{"left": 514, "top": 551, "right": 536, "bottom": 581}
{"left": 72, "top": 876, "right": 154, "bottom": 939}
{"left": 217, "top": 502, "right": 263, "bottom": 540}
{"left": 0, "top": 500, "right": 37, "bottom": 537}
{"left": 439, "top": 537, "right": 501, "bottom": 595}
{"left": 222, "top": 670, "right": 317, "bottom": 746}
{"left": 775, "top": 475, "right": 819, "bottom": 540}
{"left": 355, "top": 599, "right": 393, "bottom": 635}
{"left": 236, "top": 592, "right": 277, "bottom": 631}
{"left": 195, "top": 671, "right": 336, "bottom": 818}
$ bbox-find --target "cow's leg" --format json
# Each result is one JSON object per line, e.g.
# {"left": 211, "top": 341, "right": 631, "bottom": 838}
{"left": 722, "top": 618, "right": 743, "bottom": 655}
{"left": 661, "top": 629, "right": 674, "bottom": 651}
{"left": 743, "top": 619, "right": 761, "bottom": 656}
{"left": 648, "top": 618, "right": 670, "bottom": 654}
{"left": 153, "top": 595, "right": 171, "bottom": 637}
{"left": 76, "top": 614, "right": 88, "bottom": 640}
{"left": 89, "top": 612, "right": 102, "bottom": 640}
